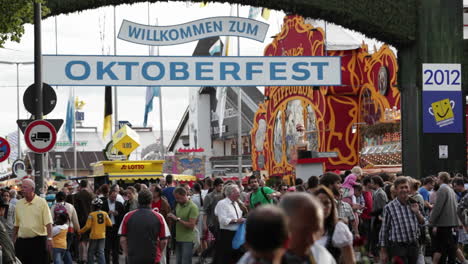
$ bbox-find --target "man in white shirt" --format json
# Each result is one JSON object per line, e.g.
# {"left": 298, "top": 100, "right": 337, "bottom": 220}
{"left": 214, "top": 184, "right": 245, "bottom": 264}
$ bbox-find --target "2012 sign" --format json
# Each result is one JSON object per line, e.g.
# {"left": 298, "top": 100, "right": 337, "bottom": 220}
{"left": 422, "top": 64, "right": 461, "bottom": 91}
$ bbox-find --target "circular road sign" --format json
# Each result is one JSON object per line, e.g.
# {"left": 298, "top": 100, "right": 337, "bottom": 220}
{"left": 23, "top": 83, "right": 57, "bottom": 115}
{"left": 24, "top": 120, "right": 57, "bottom": 153}
{"left": 0, "top": 137, "right": 11, "bottom": 163}
{"left": 12, "top": 159, "right": 26, "bottom": 177}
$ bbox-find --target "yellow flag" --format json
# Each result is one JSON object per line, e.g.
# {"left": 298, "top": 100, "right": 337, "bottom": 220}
{"left": 261, "top": 8, "right": 270, "bottom": 20}
{"left": 200, "top": 1, "right": 208, "bottom": 7}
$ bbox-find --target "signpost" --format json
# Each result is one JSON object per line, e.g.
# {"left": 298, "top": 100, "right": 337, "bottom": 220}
{"left": 0, "top": 137, "right": 11, "bottom": 163}
{"left": 23, "top": 83, "right": 57, "bottom": 115}
{"left": 24, "top": 120, "right": 57, "bottom": 153}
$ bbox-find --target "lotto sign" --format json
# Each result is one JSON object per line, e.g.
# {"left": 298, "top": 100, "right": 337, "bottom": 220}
{"left": 24, "top": 120, "right": 57, "bottom": 153}
{"left": 0, "top": 137, "right": 11, "bottom": 163}
{"left": 112, "top": 125, "right": 140, "bottom": 156}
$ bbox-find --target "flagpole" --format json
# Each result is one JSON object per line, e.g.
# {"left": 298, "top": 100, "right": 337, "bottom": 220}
{"left": 158, "top": 88, "right": 164, "bottom": 158}
{"left": 236, "top": 4, "right": 243, "bottom": 181}
{"left": 113, "top": 5, "right": 118, "bottom": 136}
{"left": 73, "top": 86, "right": 77, "bottom": 178}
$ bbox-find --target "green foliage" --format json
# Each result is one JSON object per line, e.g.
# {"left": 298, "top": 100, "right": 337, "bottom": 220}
{"left": 0, "top": 0, "right": 49, "bottom": 47}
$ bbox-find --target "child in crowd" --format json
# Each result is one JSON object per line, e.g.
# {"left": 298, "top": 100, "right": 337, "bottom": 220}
{"left": 52, "top": 213, "right": 69, "bottom": 264}
{"left": 79, "top": 198, "right": 112, "bottom": 264}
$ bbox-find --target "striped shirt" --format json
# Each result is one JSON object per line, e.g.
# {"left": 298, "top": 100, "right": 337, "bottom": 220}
{"left": 379, "top": 199, "right": 421, "bottom": 247}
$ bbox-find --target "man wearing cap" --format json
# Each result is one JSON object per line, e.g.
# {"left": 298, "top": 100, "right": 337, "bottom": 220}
{"left": 13, "top": 179, "right": 53, "bottom": 264}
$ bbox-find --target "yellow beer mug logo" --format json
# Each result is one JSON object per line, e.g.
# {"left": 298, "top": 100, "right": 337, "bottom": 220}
{"left": 428, "top": 98, "right": 455, "bottom": 127}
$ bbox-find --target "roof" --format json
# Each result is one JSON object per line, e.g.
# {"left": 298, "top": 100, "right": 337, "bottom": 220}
{"left": 167, "top": 108, "right": 189, "bottom": 152}
{"left": 305, "top": 19, "right": 362, "bottom": 51}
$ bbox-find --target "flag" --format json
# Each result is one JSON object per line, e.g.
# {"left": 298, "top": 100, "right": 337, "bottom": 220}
{"left": 248, "top": 7, "right": 261, "bottom": 19}
{"left": 261, "top": 8, "right": 270, "bottom": 20}
{"left": 200, "top": 1, "right": 208, "bottom": 7}
{"left": 143, "top": 86, "right": 160, "bottom": 127}
{"left": 209, "top": 39, "right": 222, "bottom": 56}
{"left": 103, "top": 86, "right": 112, "bottom": 138}
{"left": 215, "top": 87, "right": 227, "bottom": 137}
{"left": 65, "top": 88, "right": 75, "bottom": 142}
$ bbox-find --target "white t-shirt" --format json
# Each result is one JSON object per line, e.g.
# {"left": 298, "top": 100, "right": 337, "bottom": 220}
{"left": 316, "top": 221, "right": 353, "bottom": 248}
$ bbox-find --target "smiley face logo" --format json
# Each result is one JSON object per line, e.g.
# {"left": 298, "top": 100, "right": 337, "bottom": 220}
{"left": 428, "top": 98, "right": 456, "bottom": 129}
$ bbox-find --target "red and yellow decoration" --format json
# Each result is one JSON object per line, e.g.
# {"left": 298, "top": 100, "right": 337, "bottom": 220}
{"left": 251, "top": 15, "right": 399, "bottom": 182}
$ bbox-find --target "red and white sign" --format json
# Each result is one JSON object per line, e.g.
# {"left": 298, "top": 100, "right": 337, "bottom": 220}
{"left": 0, "top": 137, "right": 11, "bottom": 163}
{"left": 24, "top": 120, "right": 57, "bottom": 153}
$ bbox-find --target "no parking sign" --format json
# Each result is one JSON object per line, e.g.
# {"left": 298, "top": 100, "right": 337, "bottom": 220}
{"left": 0, "top": 137, "right": 11, "bottom": 163}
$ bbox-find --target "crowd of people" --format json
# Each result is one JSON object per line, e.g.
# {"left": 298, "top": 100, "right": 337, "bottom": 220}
{"left": 0, "top": 169, "right": 465, "bottom": 264}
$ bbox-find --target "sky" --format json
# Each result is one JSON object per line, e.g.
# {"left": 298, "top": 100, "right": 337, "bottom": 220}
{"left": 0, "top": 0, "right": 388, "bottom": 154}
{"left": 0, "top": 2, "right": 286, "bottom": 141}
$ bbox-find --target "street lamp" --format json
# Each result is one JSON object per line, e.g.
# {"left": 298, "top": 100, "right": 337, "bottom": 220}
{"left": 0, "top": 60, "right": 34, "bottom": 160}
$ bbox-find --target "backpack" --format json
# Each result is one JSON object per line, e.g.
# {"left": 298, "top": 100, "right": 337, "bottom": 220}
{"left": 249, "top": 187, "right": 273, "bottom": 208}
{"left": 54, "top": 202, "right": 68, "bottom": 220}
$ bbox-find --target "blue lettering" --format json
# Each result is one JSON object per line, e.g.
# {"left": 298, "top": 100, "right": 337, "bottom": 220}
{"left": 246, "top": 24, "right": 258, "bottom": 36}
{"left": 310, "top": 62, "right": 328, "bottom": 80}
{"left": 236, "top": 21, "right": 246, "bottom": 33}
{"left": 117, "top": 62, "right": 139, "bottom": 80}
{"left": 142, "top": 62, "right": 165, "bottom": 80}
{"left": 246, "top": 62, "right": 263, "bottom": 80}
{"left": 145, "top": 29, "right": 153, "bottom": 41}
{"left": 196, "top": 62, "right": 214, "bottom": 80}
{"left": 180, "top": 27, "right": 193, "bottom": 39}
{"left": 270, "top": 62, "right": 287, "bottom": 80}
{"left": 159, "top": 30, "right": 169, "bottom": 41}
{"left": 65, "top": 61, "right": 90, "bottom": 81}
{"left": 213, "top": 21, "right": 222, "bottom": 32}
{"left": 220, "top": 62, "right": 241, "bottom": 80}
{"left": 128, "top": 25, "right": 143, "bottom": 39}
{"left": 229, "top": 21, "right": 236, "bottom": 32}
{"left": 291, "top": 62, "right": 310, "bottom": 81}
{"left": 97, "top": 61, "right": 118, "bottom": 80}
{"left": 205, "top": 22, "right": 213, "bottom": 33}
{"left": 169, "top": 29, "right": 179, "bottom": 40}
{"left": 193, "top": 23, "right": 205, "bottom": 35}
{"left": 170, "top": 62, "right": 189, "bottom": 80}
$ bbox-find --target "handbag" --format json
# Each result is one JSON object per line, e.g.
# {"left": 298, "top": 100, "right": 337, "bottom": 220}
{"left": 232, "top": 221, "right": 246, "bottom": 249}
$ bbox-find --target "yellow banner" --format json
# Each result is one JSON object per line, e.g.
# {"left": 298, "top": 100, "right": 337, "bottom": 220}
{"left": 92, "top": 160, "right": 164, "bottom": 175}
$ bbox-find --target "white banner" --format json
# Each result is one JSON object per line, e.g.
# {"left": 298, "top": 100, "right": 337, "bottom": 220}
{"left": 118, "top": 17, "right": 269, "bottom": 46}
{"left": 422, "top": 63, "right": 461, "bottom": 91}
{"left": 43, "top": 55, "right": 342, "bottom": 87}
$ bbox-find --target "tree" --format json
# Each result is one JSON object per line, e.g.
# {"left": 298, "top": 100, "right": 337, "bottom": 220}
{"left": 0, "top": 0, "right": 49, "bottom": 47}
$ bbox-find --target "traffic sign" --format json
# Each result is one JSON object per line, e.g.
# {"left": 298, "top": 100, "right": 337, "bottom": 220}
{"left": 12, "top": 159, "right": 26, "bottom": 178}
{"left": 0, "top": 137, "right": 11, "bottom": 163}
{"left": 24, "top": 120, "right": 57, "bottom": 153}
{"left": 23, "top": 83, "right": 57, "bottom": 115}
{"left": 17, "top": 119, "right": 63, "bottom": 134}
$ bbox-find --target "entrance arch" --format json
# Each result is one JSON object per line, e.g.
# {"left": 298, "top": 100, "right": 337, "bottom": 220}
{"left": 43, "top": 0, "right": 466, "bottom": 177}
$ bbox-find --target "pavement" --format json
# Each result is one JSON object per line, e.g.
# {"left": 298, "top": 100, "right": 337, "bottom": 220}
{"left": 74, "top": 254, "right": 207, "bottom": 263}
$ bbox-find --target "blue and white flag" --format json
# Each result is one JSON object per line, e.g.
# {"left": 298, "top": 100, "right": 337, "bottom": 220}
{"left": 248, "top": 7, "right": 261, "bottom": 19}
{"left": 209, "top": 39, "right": 222, "bottom": 56}
{"left": 143, "top": 86, "right": 160, "bottom": 127}
{"left": 65, "top": 88, "right": 75, "bottom": 142}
